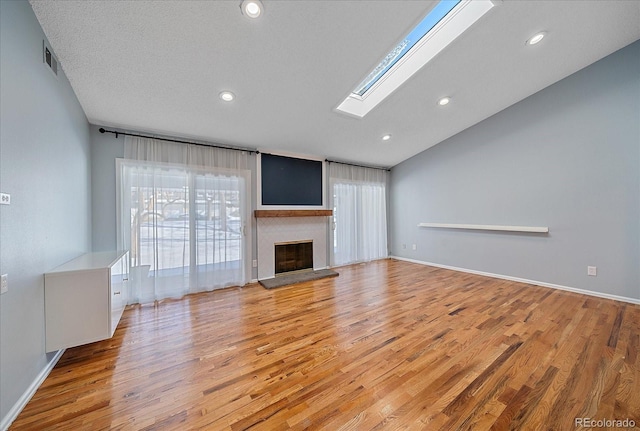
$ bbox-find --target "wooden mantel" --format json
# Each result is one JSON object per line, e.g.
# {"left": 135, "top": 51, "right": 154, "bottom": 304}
{"left": 254, "top": 210, "right": 333, "bottom": 218}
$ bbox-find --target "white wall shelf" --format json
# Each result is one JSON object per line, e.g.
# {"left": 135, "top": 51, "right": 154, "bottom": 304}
{"left": 418, "top": 223, "right": 549, "bottom": 233}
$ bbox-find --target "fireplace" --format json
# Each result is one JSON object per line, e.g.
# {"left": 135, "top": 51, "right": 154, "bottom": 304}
{"left": 275, "top": 240, "right": 313, "bottom": 275}
{"left": 255, "top": 212, "right": 331, "bottom": 280}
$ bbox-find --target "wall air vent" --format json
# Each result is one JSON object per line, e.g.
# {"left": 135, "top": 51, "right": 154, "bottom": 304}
{"left": 43, "top": 40, "right": 58, "bottom": 77}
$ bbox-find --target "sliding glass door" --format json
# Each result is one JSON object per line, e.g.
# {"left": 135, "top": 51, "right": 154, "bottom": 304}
{"left": 118, "top": 161, "right": 249, "bottom": 303}
{"left": 330, "top": 163, "right": 388, "bottom": 266}
{"left": 192, "top": 173, "right": 244, "bottom": 290}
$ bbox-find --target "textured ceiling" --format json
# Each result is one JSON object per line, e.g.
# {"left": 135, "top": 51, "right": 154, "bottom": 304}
{"left": 30, "top": 0, "right": 640, "bottom": 168}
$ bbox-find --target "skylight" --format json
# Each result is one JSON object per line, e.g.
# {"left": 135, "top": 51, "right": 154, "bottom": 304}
{"left": 336, "top": 0, "right": 498, "bottom": 118}
{"left": 353, "top": 0, "right": 461, "bottom": 97}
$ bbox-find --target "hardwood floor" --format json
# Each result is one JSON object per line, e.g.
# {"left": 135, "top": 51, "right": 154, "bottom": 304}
{"left": 11, "top": 259, "right": 640, "bottom": 430}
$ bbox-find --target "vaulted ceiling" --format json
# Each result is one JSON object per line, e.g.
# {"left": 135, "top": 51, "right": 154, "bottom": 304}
{"left": 30, "top": 1, "right": 640, "bottom": 167}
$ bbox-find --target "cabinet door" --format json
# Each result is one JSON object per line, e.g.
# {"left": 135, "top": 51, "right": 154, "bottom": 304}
{"left": 122, "top": 252, "right": 130, "bottom": 304}
{"left": 110, "top": 256, "right": 126, "bottom": 336}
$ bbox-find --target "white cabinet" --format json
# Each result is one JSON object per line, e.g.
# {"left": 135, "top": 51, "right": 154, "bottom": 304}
{"left": 44, "top": 250, "right": 129, "bottom": 352}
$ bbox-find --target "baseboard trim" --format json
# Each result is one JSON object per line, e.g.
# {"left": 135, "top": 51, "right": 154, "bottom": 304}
{"left": 390, "top": 256, "right": 640, "bottom": 305}
{"left": 0, "top": 349, "right": 65, "bottom": 431}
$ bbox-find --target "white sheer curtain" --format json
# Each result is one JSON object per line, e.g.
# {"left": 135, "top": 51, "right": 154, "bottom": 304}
{"left": 329, "top": 163, "right": 388, "bottom": 266}
{"left": 117, "top": 136, "right": 251, "bottom": 304}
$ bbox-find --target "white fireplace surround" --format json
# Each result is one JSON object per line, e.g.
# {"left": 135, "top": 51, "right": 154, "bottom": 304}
{"left": 257, "top": 216, "right": 328, "bottom": 280}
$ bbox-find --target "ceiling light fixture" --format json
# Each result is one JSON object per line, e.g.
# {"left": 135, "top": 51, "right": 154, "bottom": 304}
{"left": 382, "top": 134, "right": 392, "bottom": 141}
{"left": 438, "top": 96, "right": 451, "bottom": 106}
{"left": 219, "top": 91, "right": 235, "bottom": 102}
{"left": 240, "top": 0, "right": 263, "bottom": 19}
{"left": 336, "top": 0, "right": 498, "bottom": 118}
{"left": 526, "top": 31, "right": 546, "bottom": 46}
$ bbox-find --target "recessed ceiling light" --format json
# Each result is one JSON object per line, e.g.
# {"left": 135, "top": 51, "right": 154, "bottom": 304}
{"left": 526, "top": 31, "right": 546, "bottom": 46}
{"left": 219, "top": 91, "right": 235, "bottom": 102}
{"left": 382, "top": 134, "right": 392, "bottom": 141}
{"left": 438, "top": 96, "right": 451, "bottom": 106}
{"left": 240, "top": 0, "right": 263, "bottom": 19}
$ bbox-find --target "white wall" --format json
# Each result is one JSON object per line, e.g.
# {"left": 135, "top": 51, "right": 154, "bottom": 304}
{"left": 90, "top": 125, "right": 124, "bottom": 251}
{"left": 390, "top": 40, "right": 640, "bottom": 301}
{"left": 0, "top": 0, "right": 91, "bottom": 425}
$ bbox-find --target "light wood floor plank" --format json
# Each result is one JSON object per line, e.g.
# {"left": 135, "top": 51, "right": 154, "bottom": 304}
{"left": 10, "top": 259, "right": 640, "bottom": 430}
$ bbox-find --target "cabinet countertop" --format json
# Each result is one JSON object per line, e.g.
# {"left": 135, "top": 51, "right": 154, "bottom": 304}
{"left": 45, "top": 250, "right": 129, "bottom": 275}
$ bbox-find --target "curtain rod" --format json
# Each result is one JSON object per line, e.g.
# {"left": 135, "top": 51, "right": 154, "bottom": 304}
{"left": 325, "top": 159, "right": 391, "bottom": 172}
{"left": 98, "top": 128, "right": 258, "bottom": 154}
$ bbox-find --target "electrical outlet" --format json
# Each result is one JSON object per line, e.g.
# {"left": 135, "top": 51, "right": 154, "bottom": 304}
{"left": 412, "top": 244, "right": 417, "bottom": 251}
{"left": 1, "top": 274, "right": 7, "bottom": 294}
{"left": 0, "top": 193, "right": 10, "bottom": 205}
{"left": 252, "top": 259, "right": 258, "bottom": 268}
{"left": 587, "top": 266, "right": 597, "bottom": 276}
